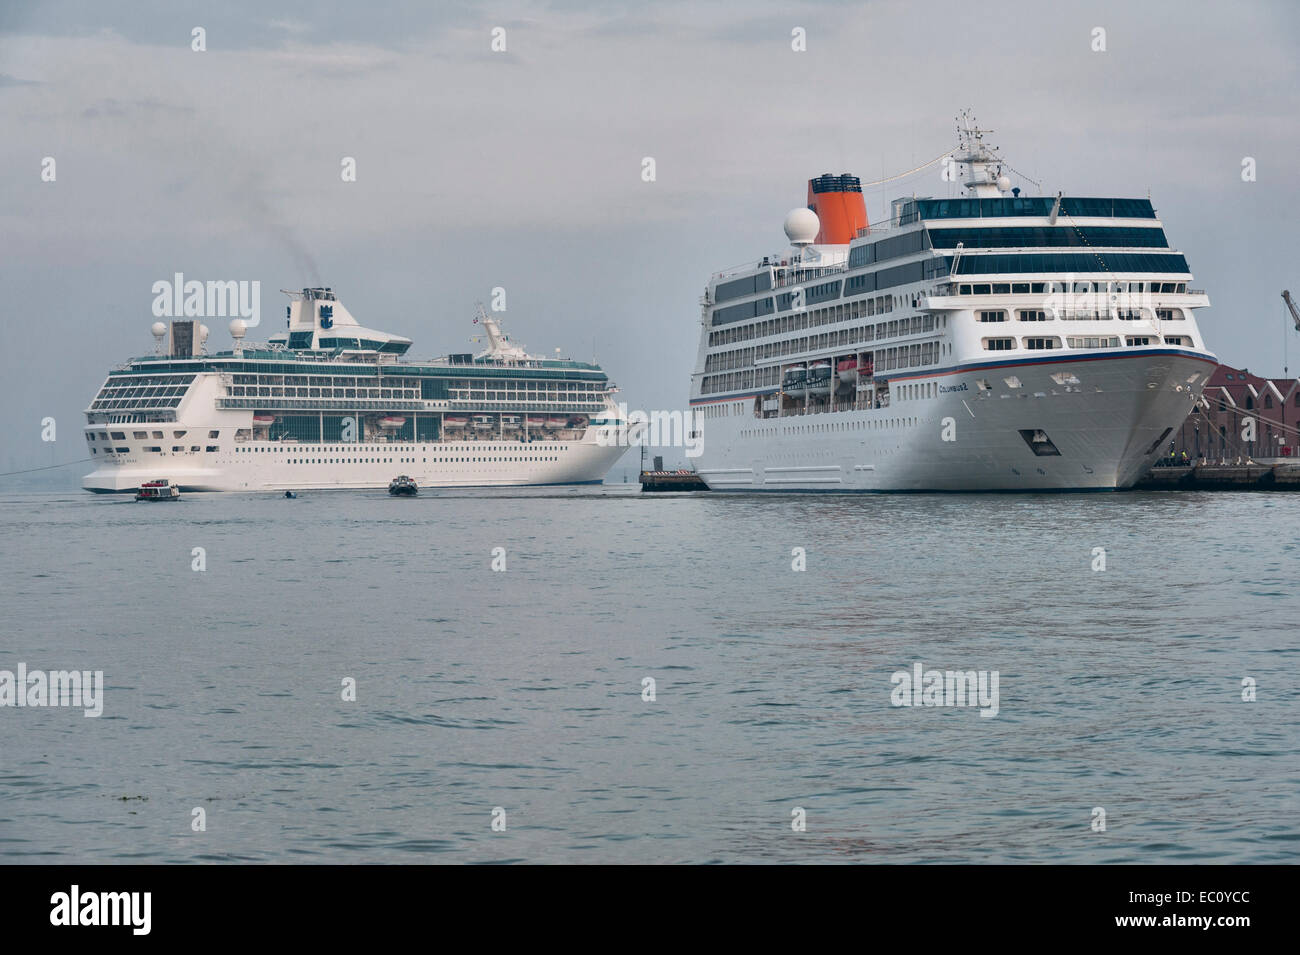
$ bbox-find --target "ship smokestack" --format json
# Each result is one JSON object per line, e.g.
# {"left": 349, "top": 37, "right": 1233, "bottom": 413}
{"left": 806, "top": 173, "right": 868, "bottom": 244}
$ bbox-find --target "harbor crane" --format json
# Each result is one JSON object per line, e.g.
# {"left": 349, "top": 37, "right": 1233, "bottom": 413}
{"left": 1284, "top": 290, "right": 1300, "bottom": 332}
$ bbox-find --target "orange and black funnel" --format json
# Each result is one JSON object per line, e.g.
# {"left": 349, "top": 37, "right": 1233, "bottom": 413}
{"left": 807, "top": 173, "right": 868, "bottom": 244}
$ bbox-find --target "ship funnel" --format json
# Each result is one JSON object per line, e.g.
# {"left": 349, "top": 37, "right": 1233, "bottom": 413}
{"left": 806, "top": 173, "right": 868, "bottom": 244}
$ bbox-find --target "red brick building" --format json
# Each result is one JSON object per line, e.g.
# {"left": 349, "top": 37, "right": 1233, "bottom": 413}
{"left": 1169, "top": 364, "right": 1300, "bottom": 464}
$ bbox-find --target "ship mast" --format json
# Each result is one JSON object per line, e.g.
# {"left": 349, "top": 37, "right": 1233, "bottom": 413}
{"left": 954, "top": 109, "right": 1008, "bottom": 198}
{"left": 474, "top": 303, "right": 529, "bottom": 362}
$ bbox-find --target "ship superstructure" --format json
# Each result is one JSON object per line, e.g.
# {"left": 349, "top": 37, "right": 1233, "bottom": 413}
{"left": 689, "top": 113, "right": 1217, "bottom": 491}
{"left": 83, "top": 289, "right": 629, "bottom": 492}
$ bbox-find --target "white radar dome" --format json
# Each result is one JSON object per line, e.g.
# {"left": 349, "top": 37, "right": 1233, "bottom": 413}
{"left": 199, "top": 323, "right": 210, "bottom": 342}
{"left": 151, "top": 321, "right": 166, "bottom": 338}
{"left": 997, "top": 175, "right": 1011, "bottom": 193}
{"left": 229, "top": 318, "right": 247, "bottom": 339}
{"left": 784, "top": 207, "right": 820, "bottom": 246}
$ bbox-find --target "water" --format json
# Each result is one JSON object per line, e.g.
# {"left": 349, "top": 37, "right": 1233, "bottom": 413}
{"left": 1, "top": 486, "right": 1296, "bottom": 863}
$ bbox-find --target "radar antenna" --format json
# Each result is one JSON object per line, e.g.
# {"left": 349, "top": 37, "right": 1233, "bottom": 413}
{"left": 953, "top": 109, "right": 1011, "bottom": 198}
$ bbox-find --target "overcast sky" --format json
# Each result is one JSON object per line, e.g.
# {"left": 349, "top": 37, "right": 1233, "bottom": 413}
{"left": 3, "top": 0, "right": 1298, "bottom": 476}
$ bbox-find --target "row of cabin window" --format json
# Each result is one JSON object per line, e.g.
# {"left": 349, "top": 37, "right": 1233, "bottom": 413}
{"left": 91, "top": 446, "right": 215, "bottom": 454}
{"left": 282, "top": 456, "right": 560, "bottom": 464}
{"left": 88, "top": 429, "right": 219, "bottom": 441}
{"left": 709, "top": 292, "right": 902, "bottom": 347}
{"left": 959, "top": 281, "right": 1188, "bottom": 295}
{"left": 977, "top": 308, "right": 1184, "bottom": 322}
{"left": 981, "top": 335, "right": 1191, "bottom": 351}
{"left": 706, "top": 314, "right": 942, "bottom": 372}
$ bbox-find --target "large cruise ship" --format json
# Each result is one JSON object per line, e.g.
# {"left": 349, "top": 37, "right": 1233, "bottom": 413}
{"left": 83, "top": 289, "right": 629, "bottom": 492}
{"left": 689, "top": 115, "right": 1218, "bottom": 491}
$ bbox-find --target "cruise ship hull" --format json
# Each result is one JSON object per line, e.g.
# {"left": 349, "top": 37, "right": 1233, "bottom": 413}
{"left": 693, "top": 350, "right": 1214, "bottom": 492}
{"left": 83, "top": 437, "right": 625, "bottom": 493}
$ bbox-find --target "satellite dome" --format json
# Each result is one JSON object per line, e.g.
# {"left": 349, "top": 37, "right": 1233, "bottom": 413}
{"left": 229, "top": 318, "right": 247, "bottom": 339}
{"left": 199, "top": 323, "right": 210, "bottom": 342}
{"left": 996, "top": 175, "right": 1011, "bottom": 193}
{"left": 784, "top": 207, "right": 820, "bottom": 246}
{"left": 151, "top": 321, "right": 166, "bottom": 338}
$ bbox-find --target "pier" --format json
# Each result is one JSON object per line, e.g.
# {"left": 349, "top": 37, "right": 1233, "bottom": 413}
{"left": 1134, "top": 463, "right": 1300, "bottom": 491}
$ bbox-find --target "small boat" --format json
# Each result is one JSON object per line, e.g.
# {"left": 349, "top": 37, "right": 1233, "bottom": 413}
{"left": 473, "top": 416, "right": 494, "bottom": 430}
{"left": 500, "top": 415, "right": 521, "bottom": 427}
{"left": 546, "top": 416, "right": 568, "bottom": 429}
{"left": 252, "top": 414, "right": 276, "bottom": 426}
{"left": 443, "top": 415, "right": 468, "bottom": 428}
{"left": 136, "top": 479, "right": 180, "bottom": 501}
{"left": 783, "top": 366, "right": 808, "bottom": 397}
{"left": 525, "top": 415, "right": 545, "bottom": 427}
{"left": 378, "top": 415, "right": 407, "bottom": 429}
{"left": 284, "top": 490, "right": 297, "bottom": 499}
{"left": 837, "top": 358, "right": 858, "bottom": 383}
{"left": 388, "top": 475, "right": 418, "bottom": 496}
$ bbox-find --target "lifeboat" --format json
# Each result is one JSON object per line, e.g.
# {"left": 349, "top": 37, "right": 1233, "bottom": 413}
{"left": 807, "top": 361, "right": 833, "bottom": 395}
{"left": 837, "top": 358, "right": 858, "bottom": 383}
{"left": 546, "top": 416, "right": 568, "bottom": 429}
{"left": 500, "top": 415, "right": 521, "bottom": 426}
{"left": 378, "top": 416, "right": 406, "bottom": 429}
{"left": 525, "top": 415, "right": 545, "bottom": 428}
{"left": 443, "top": 415, "right": 468, "bottom": 428}
{"left": 473, "top": 415, "right": 495, "bottom": 430}
{"left": 252, "top": 414, "right": 275, "bottom": 426}
{"left": 783, "top": 366, "right": 808, "bottom": 397}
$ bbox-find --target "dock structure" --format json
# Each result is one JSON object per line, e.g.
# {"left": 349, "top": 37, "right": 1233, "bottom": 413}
{"left": 1134, "top": 464, "right": 1300, "bottom": 491}
{"left": 640, "top": 469, "right": 709, "bottom": 492}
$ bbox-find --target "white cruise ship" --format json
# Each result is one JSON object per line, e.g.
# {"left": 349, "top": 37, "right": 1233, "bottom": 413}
{"left": 689, "top": 114, "right": 1218, "bottom": 492}
{"left": 83, "top": 289, "right": 629, "bottom": 492}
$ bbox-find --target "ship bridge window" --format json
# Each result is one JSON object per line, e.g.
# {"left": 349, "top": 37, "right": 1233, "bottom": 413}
{"left": 982, "top": 338, "right": 1016, "bottom": 351}
{"left": 955, "top": 252, "right": 1190, "bottom": 275}
{"left": 1024, "top": 337, "right": 1060, "bottom": 350}
{"left": 1018, "top": 309, "right": 1048, "bottom": 322}
{"left": 978, "top": 310, "right": 1007, "bottom": 323}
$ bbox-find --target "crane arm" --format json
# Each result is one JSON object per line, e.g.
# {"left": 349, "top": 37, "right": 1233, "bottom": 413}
{"left": 1284, "top": 290, "right": 1300, "bottom": 332}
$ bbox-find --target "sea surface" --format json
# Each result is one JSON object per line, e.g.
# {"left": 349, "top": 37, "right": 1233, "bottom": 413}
{"left": 1, "top": 485, "right": 1297, "bottom": 864}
